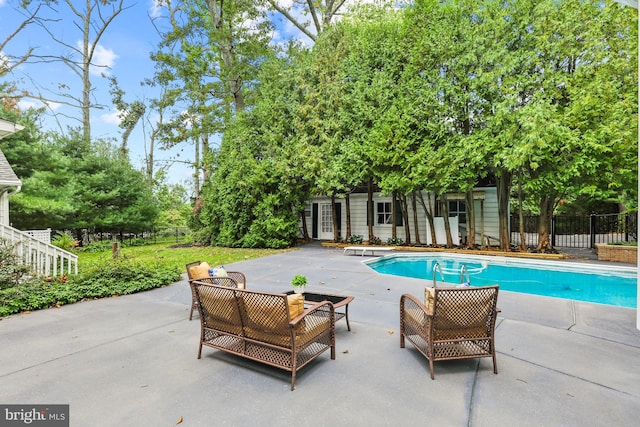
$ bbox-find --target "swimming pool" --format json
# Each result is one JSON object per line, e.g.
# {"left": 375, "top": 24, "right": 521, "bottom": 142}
{"left": 364, "top": 253, "right": 638, "bottom": 308}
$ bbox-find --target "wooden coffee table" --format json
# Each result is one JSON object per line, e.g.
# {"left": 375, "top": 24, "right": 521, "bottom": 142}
{"left": 287, "top": 291, "right": 354, "bottom": 331}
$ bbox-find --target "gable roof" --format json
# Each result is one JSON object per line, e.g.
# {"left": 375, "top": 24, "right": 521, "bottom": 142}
{"left": 0, "top": 119, "right": 23, "bottom": 188}
{"left": 0, "top": 118, "right": 24, "bottom": 140}
{"left": 0, "top": 149, "right": 21, "bottom": 187}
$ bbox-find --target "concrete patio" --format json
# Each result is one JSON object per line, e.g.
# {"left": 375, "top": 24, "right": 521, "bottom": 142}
{"left": 1, "top": 243, "right": 639, "bottom": 426}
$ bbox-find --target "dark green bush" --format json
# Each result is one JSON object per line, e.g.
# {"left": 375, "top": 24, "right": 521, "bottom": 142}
{"left": 387, "top": 237, "right": 404, "bottom": 246}
{"left": 0, "top": 258, "right": 181, "bottom": 317}
{"left": 348, "top": 235, "right": 364, "bottom": 244}
{"left": 608, "top": 241, "right": 638, "bottom": 246}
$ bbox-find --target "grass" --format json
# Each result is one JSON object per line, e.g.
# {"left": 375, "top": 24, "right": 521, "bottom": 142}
{"left": 78, "top": 243, "right": 294, "bottom": 272}
{"left": 0, "top": 243, "right": 294, "bottom": 317}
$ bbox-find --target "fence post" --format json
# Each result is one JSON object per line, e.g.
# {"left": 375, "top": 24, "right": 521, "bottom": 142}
{"left": 625, "top": 213, "right": 629, "bottom": 242}
{"left": 589, "top": 214, "right": 596, "bottom": 249}
{"left": 551, "top": 216, "right": 556, "bottom": 247}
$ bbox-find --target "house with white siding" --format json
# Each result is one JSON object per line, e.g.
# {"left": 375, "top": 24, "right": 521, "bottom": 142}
{"left": 0, "top": 118, "right": 78, "bottom": 275}
{"left": 304, "top": 183, "right": 502, "bottom": 246}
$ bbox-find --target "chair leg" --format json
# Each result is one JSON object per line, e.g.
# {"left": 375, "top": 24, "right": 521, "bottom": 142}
{"left": 492, "top": 353, "right": 498, "bottom": 374}
{"left": 429, "top": 360, "right": 435, "bottom": 380}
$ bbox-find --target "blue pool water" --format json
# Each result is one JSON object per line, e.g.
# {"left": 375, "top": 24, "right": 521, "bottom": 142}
{"left": 365, "top": 254, "right": 637, "bottom": 308}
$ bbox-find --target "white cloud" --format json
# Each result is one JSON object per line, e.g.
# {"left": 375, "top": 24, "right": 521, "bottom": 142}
{"left": 18, "top": 99, "right": 62, "bottom": 112}
{"left": 148, "top": 0, "right": 164, "bottom": 19}
{"left": 100, "top": 110, "right": 122, "bottom": 125}
{"left": 77, "top": 41, "right": 118, "bottom": 76}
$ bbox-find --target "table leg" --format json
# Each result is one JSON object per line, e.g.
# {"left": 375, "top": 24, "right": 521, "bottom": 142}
{"left": 344, "top": 303, "right": 351, "bottom": 331}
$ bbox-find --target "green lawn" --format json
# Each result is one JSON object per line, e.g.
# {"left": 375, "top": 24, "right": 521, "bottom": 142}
{"left": 0, "top": 244, "right": 294, "bottom": 317}
{"left": 78, "top": 243, "right": 293, "bottom": 272}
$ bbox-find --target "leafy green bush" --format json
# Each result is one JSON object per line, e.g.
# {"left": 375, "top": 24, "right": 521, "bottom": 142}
{"left": 348, "top": 235, "right": 364, "bottom": 244}
{"left": 77, "top": 241, "right": 114, "bottom": 253}
{"left": 387, "top": 237, "right": 404, "bottom": 246}
{"left": 52, "top": 232, "right": 78, "bottom": 251}
{"left": 369, "top": 236, "right": 382, "bottom": 245}
{"left": 0, "top": 239, "right": 31, "bottom": 290}
{"left": 0, "top": 257, "right": 181, "bottom": 317}
{"left": 608, "top": 241, "right": 638, "bottom": 246}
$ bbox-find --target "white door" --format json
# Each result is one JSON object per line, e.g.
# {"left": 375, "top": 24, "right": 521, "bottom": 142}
{"left": 319, "top": 203, "right": 334, "bottom": 240}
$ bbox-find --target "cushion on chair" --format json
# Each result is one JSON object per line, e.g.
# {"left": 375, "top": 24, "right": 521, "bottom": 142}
{"left": 210, "top": 266, "right": 229, "bottom": 278}
{"left": 198, "top": 287, "right": 243, "bottom": 335}
{"left": 189, "top": 262, "right": 211, "bottom": 280}
{"left": 287, "top": 293, "right": 305, "bottom": 319}
{"left": 240, "top": 295, "right": 289, "bottom": 332}
{"left": 244, "top": 315, "right": 329, "bottom": 348}
{"left": 424, "top": 287, "right": 435, "bottom": 313}
{"left": 433, "top": 289, "right": 494, "bottom": 340}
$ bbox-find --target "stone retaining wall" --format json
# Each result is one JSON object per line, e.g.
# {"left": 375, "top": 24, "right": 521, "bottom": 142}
{"left": 595, "top": 243, "right": 638, "bottom": 264}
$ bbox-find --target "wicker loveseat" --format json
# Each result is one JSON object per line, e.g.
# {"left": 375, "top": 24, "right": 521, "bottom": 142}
{"left": 186, "top": 261, "right": 247, "bottom": 320}
{"left": 400, "top": 285, "right": 499, "bottom": 379}
{"left": 192, "top": 280, "right": 336, "bottom": 390}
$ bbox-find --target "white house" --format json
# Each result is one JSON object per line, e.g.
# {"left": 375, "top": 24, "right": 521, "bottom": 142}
{"left": 0, "top": 119, "right": 23, "bottom": 226}
{"left": 0, "top": 118, "right": 77, "bottom": 275}
{"left": 305, "top": 183, "right": 501, "bottom": 245}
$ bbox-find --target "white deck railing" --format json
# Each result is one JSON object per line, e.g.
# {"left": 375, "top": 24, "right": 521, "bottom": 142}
{"left": 0, "top": 224, "right": 78, "bottom": 277}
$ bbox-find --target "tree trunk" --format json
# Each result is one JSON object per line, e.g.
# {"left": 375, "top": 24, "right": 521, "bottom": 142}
{"left": 440, "top": 194, "right": 454, "bottom": 248}
{"left": 536, "top": 195, "right": 556, "bottom": 252}
{"left": 331, "top": 194, "right": 339, "bottom": 242}
{"left": 417, "top": 191, "right": 437, "bottom": 245}
{"left": 300, "top": 209, "right": 309, "bottom": 241}
{"left": 518, "top": 177, "right": 527, "bottom": 251}
{"left": 465, "top": 191, "right": 476, "bottom": 248}
{"left": 496, "top": 171, "right": 512, "bottom": 250}
{"left": 206, "top": 0, "right": 245, "bottom": 113}
{"left": 391, "top": 191, "right": 397, "bottom": 240}
{"left": 367, "top": 178, "right": 374, "bottom": 242}
{"left": 399, "top": 193, "right": 411, "bottom": 245}
{"left": 411, "top": 191, "right": 421, "bottom": 245}
{"left": 194, "top": 133, "right": 200, "bottom": 195}
{"left": 345, "top": 192, "right": 352, "bottom": 240}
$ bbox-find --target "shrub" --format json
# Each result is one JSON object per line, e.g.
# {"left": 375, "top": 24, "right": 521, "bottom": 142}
{"left": 78, "top": 241, "right": 114, "bottom": 253}
{"left": 348, "top": 235, "right": 364, "bottom": 244}
{"left": 0, "top": 257, "right": 181, "bottom": 317}
{"left": 387, "top": 236, "right": 404, "bottom": 246}
{"left": 608, "top": 241, "right": 638, "bottom": 246}
{"left": 52, "top": 232, "right": 78, "bottom": 251}
{"left": 369, "top": 236, "right": 381, "bottom": 245}
{"left": 0, "top": 239, "right": 31, "bottom": 290}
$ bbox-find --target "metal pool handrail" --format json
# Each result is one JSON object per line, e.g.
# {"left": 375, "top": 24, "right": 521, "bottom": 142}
{"left": 460, "top": 264, "right": 470, "bottom": 284}
{"left": 432, "top": 262, "right": 445, "bottom": 287}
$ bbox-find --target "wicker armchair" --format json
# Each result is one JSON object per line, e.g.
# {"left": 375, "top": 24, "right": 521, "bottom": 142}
{"left": 193, "top": 281, "right": 336, "bottom": 390}
{"left": 186, "top": 261, "right": 247, "bottom": 321}
{"left": 400, "top": 285, "right": 499, "bottom": 379}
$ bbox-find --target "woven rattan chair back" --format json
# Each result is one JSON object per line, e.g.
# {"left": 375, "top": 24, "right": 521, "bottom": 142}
{"left": 400, "top": 285, "right": 499, "bottom": 379}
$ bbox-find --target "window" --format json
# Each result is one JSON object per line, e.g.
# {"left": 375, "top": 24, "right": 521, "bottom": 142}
{"left": 377, "top": 202, "right": 392, "bottom": 225}
{"left": 448, "top": 200, "right": 466, "bottom": 224}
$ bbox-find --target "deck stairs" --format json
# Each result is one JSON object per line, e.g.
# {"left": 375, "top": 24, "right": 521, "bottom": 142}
{"left": 0, "top": 224, "right": 78, "bottom": 277}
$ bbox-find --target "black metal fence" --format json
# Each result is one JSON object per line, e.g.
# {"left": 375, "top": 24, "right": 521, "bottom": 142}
{"left": 510, "top": 213, "right": 637, "bottom": 249}
{"left": 75, "top": 227, "right": 191, "bottom": 246}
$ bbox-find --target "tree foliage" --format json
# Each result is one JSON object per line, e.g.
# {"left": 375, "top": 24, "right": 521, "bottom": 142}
{"left": 192, "top": 0, "right": 637, "bottom": 249}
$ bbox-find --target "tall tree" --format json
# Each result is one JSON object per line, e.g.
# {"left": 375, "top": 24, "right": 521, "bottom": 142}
{"left": 28, "top": 0, "right": 127, "bottom": 142}
{"left": 266, "top": 0, "right": 348, "bottom": 41}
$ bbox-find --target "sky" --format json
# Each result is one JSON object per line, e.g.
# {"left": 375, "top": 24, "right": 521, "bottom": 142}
{"left": 0, "top": 0, "right": 313, "bottom": 190}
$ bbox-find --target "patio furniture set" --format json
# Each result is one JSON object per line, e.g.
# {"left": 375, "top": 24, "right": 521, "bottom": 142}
{"left": 186, "top": 261, "right": 500, "bottom": 390}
